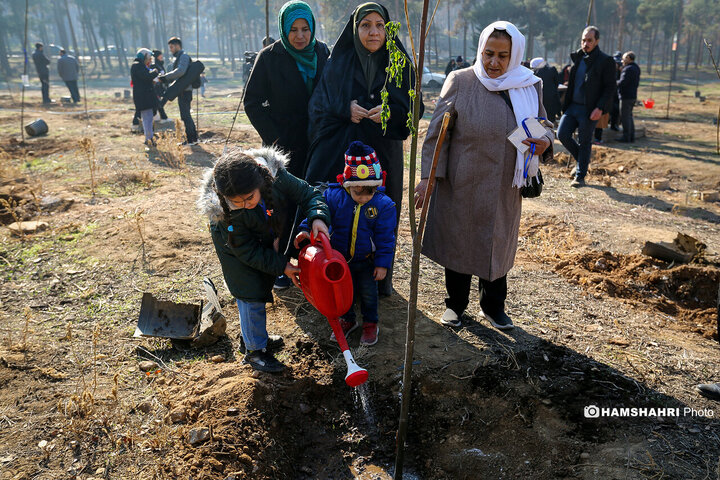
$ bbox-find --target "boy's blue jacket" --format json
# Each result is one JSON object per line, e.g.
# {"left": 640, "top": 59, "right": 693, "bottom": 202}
{"left": 300, "top": 184, "right": 397, "bottom": 268}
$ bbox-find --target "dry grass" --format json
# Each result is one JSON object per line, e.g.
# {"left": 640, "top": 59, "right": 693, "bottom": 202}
{"left": 155, "top": 120, "right": 187, "bottom": 169}
{"left": 123, "top": 207, "right": 147, "bottom": 247}
{"left": 78, "top": 137, "right": 98, "bottom": 196}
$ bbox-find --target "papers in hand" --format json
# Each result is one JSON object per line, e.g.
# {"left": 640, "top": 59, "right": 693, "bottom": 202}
{"left": 507, "top": 117, "right": 550, "bottom": 154}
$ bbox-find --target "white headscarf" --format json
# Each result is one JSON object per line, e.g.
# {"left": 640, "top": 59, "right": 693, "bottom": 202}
{"left": 472, "top": 21, "right": 541, "bottom": 188}
{"left": 530, "top": 57, "right": 546, "bottom": 69}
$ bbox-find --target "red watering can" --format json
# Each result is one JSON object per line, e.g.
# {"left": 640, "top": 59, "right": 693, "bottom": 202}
{"left": 297, "top": 232, "right": 369, "bottom": 387}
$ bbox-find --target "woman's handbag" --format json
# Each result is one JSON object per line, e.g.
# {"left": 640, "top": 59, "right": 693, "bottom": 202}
{"left": 521, "top": 168, "right": 543, "bottom": 198}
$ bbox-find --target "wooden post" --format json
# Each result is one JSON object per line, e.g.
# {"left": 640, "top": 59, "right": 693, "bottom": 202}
{"left": 666, "top": 31, "right": 677, "bottom": 120}
{"left": 196, "top": 0, "right": 200, "bottom": 134}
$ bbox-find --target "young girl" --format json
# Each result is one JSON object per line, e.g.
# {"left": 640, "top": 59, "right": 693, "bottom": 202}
{"left": 198, "top": 146, "right": 330, "bottom": 372}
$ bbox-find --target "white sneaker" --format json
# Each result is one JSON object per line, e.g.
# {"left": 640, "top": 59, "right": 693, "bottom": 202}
{"left": 440, "top": 308, "right": 461, "bottom": 327}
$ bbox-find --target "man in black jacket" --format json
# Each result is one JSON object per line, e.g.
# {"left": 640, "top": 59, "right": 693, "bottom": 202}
{"left": 617, "top": 51, "right": 640, "bottom": 143}
{"left": 32, "top": 43, "right": 52, "bottom": 104}
{"left": 557, "top": 26, "right": 617, "bottom": 188}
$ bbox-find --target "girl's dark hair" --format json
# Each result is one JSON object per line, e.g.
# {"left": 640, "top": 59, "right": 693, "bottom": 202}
{"left": 212, "top": 151, "right": 279, "bottom": 244}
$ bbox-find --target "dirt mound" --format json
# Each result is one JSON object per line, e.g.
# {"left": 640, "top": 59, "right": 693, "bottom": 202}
{"left": 0, "top": 177, "right": 39, "bottom": 225}
{"left": 0, "top": 136, "right": 77, "bottom": 158}
{"left": 551, "top": 148, "right": 639, "bottom": 178}
{"left": 154, "top": 340, "right": 392, "bottom": 479}
{"left": 555, "top": 251, "right": 718, "bottom": 339}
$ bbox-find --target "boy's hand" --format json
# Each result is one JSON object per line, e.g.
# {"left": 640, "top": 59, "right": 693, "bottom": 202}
{"left": 284, "top": 262, "right": 301, "bottom": 288}
{"left": 311, "top": 219, "right": 329, "bottom": 239}
{"left": 294, "top": 231, "right": 311, "bottom": 249}
{"left": 373, "top": 267, "right": 387, "bottom": 281}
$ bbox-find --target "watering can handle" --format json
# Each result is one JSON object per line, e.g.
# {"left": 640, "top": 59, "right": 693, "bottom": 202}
{"left": 311, "top": 231, "right": 333, "bottom": 253}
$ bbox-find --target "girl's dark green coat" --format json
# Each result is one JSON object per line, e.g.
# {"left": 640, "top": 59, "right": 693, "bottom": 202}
{"left": 202, "top": 151, "right": 330, "bottom": 303}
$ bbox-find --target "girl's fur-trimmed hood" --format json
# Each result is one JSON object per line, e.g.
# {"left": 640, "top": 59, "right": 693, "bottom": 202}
{"left": 196, "top": 146, "right": 290, "bottom": 223}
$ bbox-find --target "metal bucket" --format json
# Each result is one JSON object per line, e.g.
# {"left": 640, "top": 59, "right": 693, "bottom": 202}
{"left": 25, "top": 119, "right": 48, "bottom": 137}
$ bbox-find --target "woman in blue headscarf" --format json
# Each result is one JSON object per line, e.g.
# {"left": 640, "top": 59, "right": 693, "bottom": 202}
{"left": 243, "top": 0, "right": 330, "bottom": 289}
{"left": 244, "top": 0, "right": 329, "bottom": 178}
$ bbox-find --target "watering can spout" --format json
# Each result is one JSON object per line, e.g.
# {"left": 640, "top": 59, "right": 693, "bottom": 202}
{"left": 343, "top": 350, "right": 369, "bottom": 387}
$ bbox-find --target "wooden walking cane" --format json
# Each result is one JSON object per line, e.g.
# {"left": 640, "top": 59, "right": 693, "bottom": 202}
{"left": 394, "top": 111, "right": 452, "bottom": 479}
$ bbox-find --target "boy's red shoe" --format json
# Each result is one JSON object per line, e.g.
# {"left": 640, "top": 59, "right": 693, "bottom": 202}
{"left": 330, "top": 319, "right": 358, "bottom": 342}
{"left": 360, "top": 323, "right": 379, "bottom": 346}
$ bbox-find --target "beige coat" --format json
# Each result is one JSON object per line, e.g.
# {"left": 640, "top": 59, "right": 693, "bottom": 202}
{"left": 420, "top": 69, "right": 553, "bottom": 281}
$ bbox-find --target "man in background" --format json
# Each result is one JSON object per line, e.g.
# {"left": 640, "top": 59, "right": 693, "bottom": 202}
{"left": 57, "top": 49, "right": 80, "bottom": 103}
{"left": 531, "top": 57, "right": 561, "bottom": 123}
{"left": 32, "top": 43, "right": 52, "bottom": 104}
{"left": 617, "top": 51, "right": 640, "bottom": 143}
{"left": 557, "top": 26, "right": 616, "bottom": 188}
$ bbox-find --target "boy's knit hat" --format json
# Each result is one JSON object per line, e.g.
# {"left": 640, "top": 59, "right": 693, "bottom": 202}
{"left": 337, "top": 141, "right": 385, "bottom": 187}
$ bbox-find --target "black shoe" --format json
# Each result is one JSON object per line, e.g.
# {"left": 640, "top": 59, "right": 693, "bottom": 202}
{"left": 480, "top": 308, "right": 514, "bottom": 331}
{"left": 697, "top": 383, "right": 720, "bottom": 401}
{"left": 273, "top": 274, "right": 292, "bottom": 290}
{"left": 610, "top": 125, "right": 620, "bottom": 131}
{"left": 570, "top": 177, "right": 586, "bottom": 188}
{"left": 238, "top": 335, "right": 284, "bottom": 354}
{"left": 179, "top": 140, "right": 198, "bottom": 146}
{"left": 616, "top": 138, "right": 631, "bottom": 143}
{"left": 243, "top": 349, "right": 285, "bottom": 373}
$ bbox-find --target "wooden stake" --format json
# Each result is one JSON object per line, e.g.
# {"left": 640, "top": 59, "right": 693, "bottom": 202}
{"left": 196, "top": 0, "right": 200, "bottom": 135}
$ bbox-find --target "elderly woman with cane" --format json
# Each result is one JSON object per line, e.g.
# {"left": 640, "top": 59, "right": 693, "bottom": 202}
{"left": 414, "top": 21, "right": 554, "bottom": 331}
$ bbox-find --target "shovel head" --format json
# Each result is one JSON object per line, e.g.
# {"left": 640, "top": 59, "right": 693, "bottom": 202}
{"left": 134, "top": 293, "right": 201, "bottom": 340}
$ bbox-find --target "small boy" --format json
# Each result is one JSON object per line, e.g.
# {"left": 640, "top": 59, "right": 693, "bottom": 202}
{"left": 297, "top": 141, "right": 397, "bottom": 346}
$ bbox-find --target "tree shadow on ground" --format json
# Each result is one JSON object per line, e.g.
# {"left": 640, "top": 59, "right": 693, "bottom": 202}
{"left": 586, "top": 183, "right": 720, "bottom": 223}
{"left": 274, "top": 284, "right": 720, "bottom": 479}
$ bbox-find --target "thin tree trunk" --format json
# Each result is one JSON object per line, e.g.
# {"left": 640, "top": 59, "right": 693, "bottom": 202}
{"left": 53, "top": 0, "right": 71, "bottom": 50}
{"left": 134, "top": 0, "right": 150, "bottom": 47}
{"left": 0, "top": 31, "right": 12, "bottom": 77}
{"left": 446, "top": 0, "right": 451, "bottom": 61}
{"left": 173, "top": 0, "right": 183, "bottom": 39}
{"left": 217, "top": 22, "right": 225, "bottom": 66}
{"left": 670, "top": 1, "right": 683, "bottom": 81}
{"left": 229, "top": 21, "right": 236, "bottom": 72}
{"left": 617, "top": 0, "right": 625, "bottom": 52}
{"left": 100, "top": 31, "right": 114, "bottom": 70}
{"left": 64, "top": 0, "right": 80, "bottom": 58}
{"left": 684, "top": 32, "right": 693, "bottom": 72}
{"left": 526, "top": 22, "right": 534, "bottom": 60}
{"left": 38, "top": 11, "right": 51, "bottom": 47}
{"left": 647, "top": 25, "right": 657, "bottom": 74}
{"left": 462, "top": 21, "right": 467, "bottom": 61}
